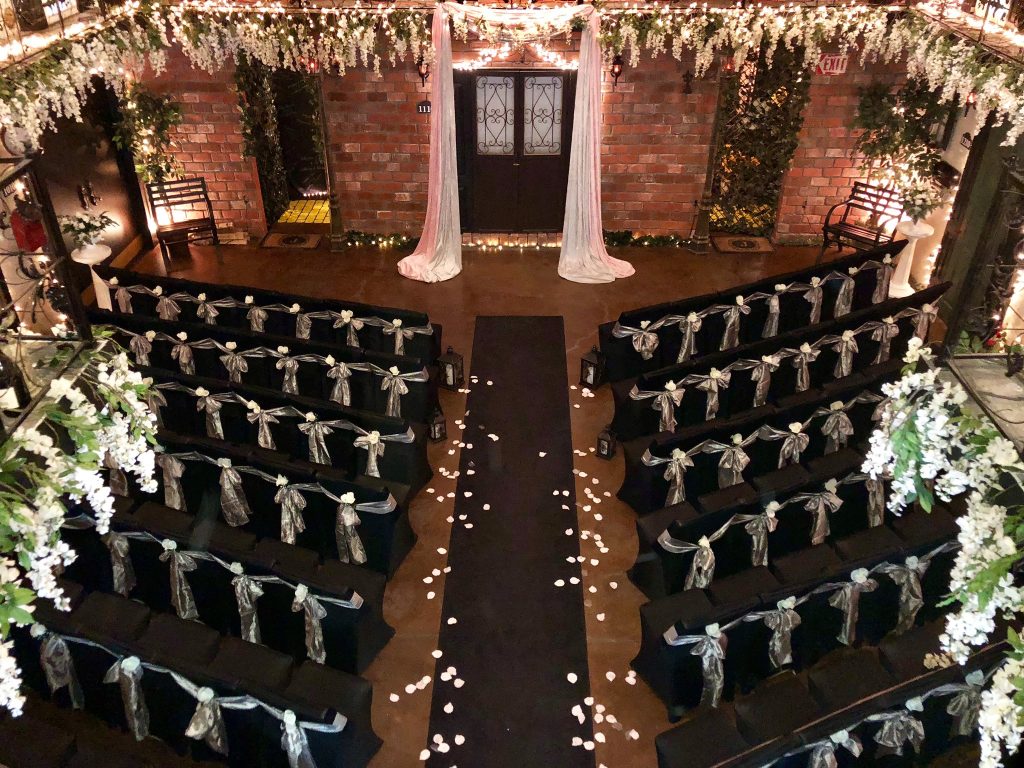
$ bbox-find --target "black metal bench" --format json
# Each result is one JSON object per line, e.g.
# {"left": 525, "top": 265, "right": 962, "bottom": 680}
{"left": 145, "top": 177, "right": 219, "bottom": 266}
{"left": 820, "top": 181, "right": 902, "bottom": 261}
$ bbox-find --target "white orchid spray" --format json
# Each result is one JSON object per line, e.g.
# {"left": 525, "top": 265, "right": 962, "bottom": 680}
{"left": 0, "top": 330, "right": 158, "bottom": 716}
{"left": 864, "top": 338, "right": 1024, "bottom": 766}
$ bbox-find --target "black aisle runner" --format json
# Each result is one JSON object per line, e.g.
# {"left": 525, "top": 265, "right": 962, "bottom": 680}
{"left": 427, "top": 316, "right": 594, "bottom": 767}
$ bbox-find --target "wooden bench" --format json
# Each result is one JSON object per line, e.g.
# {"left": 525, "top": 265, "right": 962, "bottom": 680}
{"left": 145, "top": 177, "right": 219, "bottom": 266}
{"left": 819, "top": 181, "right": 902, "bottom": 261}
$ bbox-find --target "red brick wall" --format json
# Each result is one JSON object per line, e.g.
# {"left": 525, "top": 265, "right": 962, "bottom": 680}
{"left": 319, "top": 42, "right": 716, "bottom": 236}
{"left": 321, "top": 63, "right": 430, "bottom": 233}
{"left": 141, "top": 42, "right": 905, "bottom": 242}
{"left": 774, "top": 60, "right": 905, "bottom": 244}
{"left": 601, "top": 52, "right": 717, "bottom": 236}
{"left": 143, "top": 48, "right": 267, "bottom": 239}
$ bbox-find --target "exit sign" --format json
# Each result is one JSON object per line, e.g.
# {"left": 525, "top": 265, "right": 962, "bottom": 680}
{"left": 815, "top": 53, "right": 849, "bottom": 77}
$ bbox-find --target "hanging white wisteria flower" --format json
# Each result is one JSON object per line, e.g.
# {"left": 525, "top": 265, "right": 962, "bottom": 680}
{"left": 0, "top": 332, "right": 158, "bottom": 716}
{"left": 4, "top": 5, "right": 1024, "bottom": 148}
{"left": 864, "top": 338, "right": 1024, "bottom": 766}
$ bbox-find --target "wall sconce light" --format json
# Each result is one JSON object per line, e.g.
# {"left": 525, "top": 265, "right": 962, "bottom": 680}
{"left": 682, "top": 70, "right": 694, "bottom": 95}
{"left": 610, "top": 54, "right": 624, "bottom": 89}
{"left": 964, "top": 91, "right": 977, "bottom": 116}
{"left": 416, "top": 56, "right": 430, "bottom": 89}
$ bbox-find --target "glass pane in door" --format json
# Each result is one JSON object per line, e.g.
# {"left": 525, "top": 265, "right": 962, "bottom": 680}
{"left": 476, "top": 76, "right": 515, "bottom": 155}
{"left": 523, "top": 75, "right": 563, "bottom": 156}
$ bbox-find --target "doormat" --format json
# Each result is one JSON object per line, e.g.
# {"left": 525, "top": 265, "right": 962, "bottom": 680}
{"left": 262, "top": 233, "right": 322, "bottom": 249}
{"left": 712, "top": 235, "right": 774, "bottom": 254}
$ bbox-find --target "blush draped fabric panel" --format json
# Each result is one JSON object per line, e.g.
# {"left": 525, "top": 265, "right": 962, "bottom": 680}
{"left": 397, "top": 4, "right": 462, "bottom": 283}
{"left": 398, "top": 3, "right": 633, "bottom": 285}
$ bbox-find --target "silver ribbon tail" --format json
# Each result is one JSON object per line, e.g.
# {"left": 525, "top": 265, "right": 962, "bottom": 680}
{"left": 763, "top": 606, "right": 801, "bottom": 668}
{"left": 156, "top": 454, "right": 186, "bottom": 511}
{"left": 295, "top": 313, "right": 312, "bottom": 340}
{"left": 354, "top": 435, "right": 385, "bottom": 478}
{"left": 874, "top": 711, "right": 925, "bottom": 756}
{"left": 220, "top": 353, "right": 249, "bottom": 384}
{"left": 281, "top": 714, "right": 317, "bottom": 768}
{"left": 382, "top": 374, "right": 410, "bottom": 419}
{"left": 744, "top": 511, "right": 778, "bottom": 567}
{"left": 277, "top": 357, "right": 300, "bottom": 395}
{"left": 115, "top": 286, "right": 133, "bottom": 314}
{"left": 248, "top": 411, "right": 279, "bottom": 450}
{"left": 103, "top": 658, "right": 150, "bottom": 741}
{"left": 327, "top": 363, "right": 353, "bottom": 406}
{"left": 872, "top": 321, "right": 900, "bottom": 364}
{"left": 828, "top": 576, "right": 878, "bottom": 645}
{"left": 834, "top": 275, "right": 855, "bottom": 317}
{"left": 160, "top": 548, "right": 200, "bottom": 621}
{"left": 293, "top": 593, "right": 328, "bottom": 664}
{"left": 866, "top": 477, "right": 886, "bottom": 527}
{"left": 198, "top": 396, "right": 225, "bottom": 440}
{"left": 764, "top": 294, "right": 780, "bottom": 338}
{"left": 299, "top": 420, "right": 333, "bottom": 465}
{"left": 129, "top": 335, "right": 152, "bottom": 367}
{"left": 947, "top": 686, "right": 983, "bottom": 737}
{"left": 171, "top": 342, "right": 195, "bottom": 376}
{"left": 873, "top": 261, "right": 894, "bottom": 303}
{"left": 691, "top": 634, "right": 727, "bottom": 708}
{"left": 685, "top": 540, "right": 715, "bottom": 590}
{"left": 40, "top": 633, "right": 85, "bottom": 709}
{"left": 336, "top": 504, "right": 368, "bottom": 564}
{"left": 156, "top": 296, "right": 181, "bottom": 321}
{"left": 677, "top": 315, "right": 702, "bottom": 363}
{"left": 247, "top": 306, "right": 268, "bottom": 333}
{"left": 822, "top": 411, "right": 854, "bottom": 454}
{"left": 718, "top": 446, "right": 749, "bottom": 489}
{"left": 196, "top": 302, "right": 219, "bottom": 325}
{"left": 104, "top": 532, "right": 137, "bottom": 596}
{"left": 220, "top": 466, "right": 252, "bottom": 526}
{"left": 276, "top": 485, "right": 308, "bottom": 544}
{"left": 185, "top": 694, "right": 229, "bottom": 755}
{"left": 232, "top": 574, "right": 264, "bottom": 643}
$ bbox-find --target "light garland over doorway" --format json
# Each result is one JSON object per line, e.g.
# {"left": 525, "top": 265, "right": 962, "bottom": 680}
{"left": 453, "top": 41, "right": 579, "bottom": 71}
{"left": 4, "top": 2, "right": 1024, "bottom": 147}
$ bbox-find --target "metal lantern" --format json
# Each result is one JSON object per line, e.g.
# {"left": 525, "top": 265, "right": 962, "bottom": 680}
{"left": 596, "top": 426, "right": 617, "bottom": 460}
{"left": 438, "top": 346, "right": 464, "bottom": 390}
{"left": 580, "top": 345, "right": 605, "bottom": 388}
{"left": 429, "top": 405, "right": 447, "bottom": 442}
{"left": 610, "top": 54, "right": 624, "bottom": 89}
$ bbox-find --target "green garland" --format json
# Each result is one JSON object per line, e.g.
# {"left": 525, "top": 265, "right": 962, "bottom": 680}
{"left": 233, "top": 53, "right": 290, "bottom": 226}
{"left": 710, "top": 42, "right": 810, "bottom": 237}
{"left": 603, "top": 230, "right": 688, "bottom": 248}
{"left": 111, "top": 83, "right": 184, "bottom": 184}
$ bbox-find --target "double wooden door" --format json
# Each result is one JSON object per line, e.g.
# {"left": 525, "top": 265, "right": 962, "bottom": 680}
{"left": 455, "top": 70, "right": 575, "bottom": 232}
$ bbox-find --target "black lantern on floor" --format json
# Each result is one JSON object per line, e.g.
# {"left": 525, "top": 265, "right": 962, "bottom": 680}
{"left": 429, "top": 405, "right": 447, "bottom": 442}
{"left": 610, "top": 54, "right": 624, "bottom": 89}
{"left": 439, "top": 346, "right": 464, "bottom": 390}
{"left": 597, "top": 426, "right": 617, "bottom": 460}
{"left": 580, "top": 345, "right": 605, "bottom": 388}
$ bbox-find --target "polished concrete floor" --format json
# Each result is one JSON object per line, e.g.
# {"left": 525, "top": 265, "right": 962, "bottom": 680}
{"left": 130, "top": 242, "right": 834, "bottom": 768}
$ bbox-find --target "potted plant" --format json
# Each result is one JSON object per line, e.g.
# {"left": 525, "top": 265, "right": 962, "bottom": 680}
{"left": 60, "top": 211, "right": 117, "bottom": 260}
{"left": 60, "top": 212, "right": 118, "bottom": 308}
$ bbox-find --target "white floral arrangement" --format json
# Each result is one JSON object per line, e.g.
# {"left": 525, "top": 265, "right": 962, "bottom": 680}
{"left": 895, "top": 171, "right": 950, "bottom": 223}
{"left": 863, "top": 337, "right": 1024, "bottom": 767}
{"left": 59, "top": 211, "right": 118, "bottom": 248}
{"left": 0, "top": 334, "right": 158, "bottom": 716}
